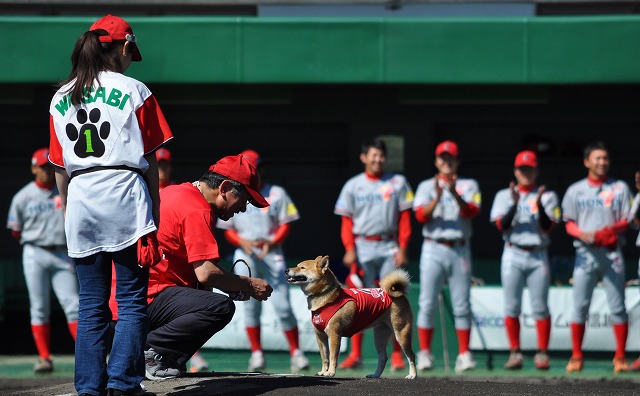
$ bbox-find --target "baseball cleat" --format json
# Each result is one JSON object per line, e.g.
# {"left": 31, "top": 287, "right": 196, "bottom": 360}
{"left": 338, "top": 354, "right": 363, "bottom": 369}
{"left": 613, "top": 357, "right": 630, "bottom": 373}
{"left": 34, "top": 357, "right": 53, "bottom": 373}
{"left": 417, "top": 350, "right": 434, "bottom": 371}
{"left": 391, "top": 350, "right": 406, "bottom": 371}
{"left": 503, "top": 351, "right": 523, "bottom": 370}
{"left": 189, "top": 351, "right": 209, "bottom": 373}
{"left": 290, "top": 349, "right": 310, "bottom": 372}
{"left": 248, "top": 350, "right": 266, "bottom": 372}
{"left": 454, "top": 351, "right": 476, "bottom": 373}
{"left": 533, "top": 352, "right": 550, "bottom": 370}
{"left": 565, "top": 356, "right": 584, "bottom": 373}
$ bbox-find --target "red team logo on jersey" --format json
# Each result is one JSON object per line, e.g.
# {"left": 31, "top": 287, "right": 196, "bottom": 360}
{"left": 53, "top": 195, "right": 63, "bottom": 210}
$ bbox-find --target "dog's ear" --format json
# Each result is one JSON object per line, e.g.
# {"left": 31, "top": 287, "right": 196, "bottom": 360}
{"left": 317, "top": 255, "right": 330, "bottom": 272}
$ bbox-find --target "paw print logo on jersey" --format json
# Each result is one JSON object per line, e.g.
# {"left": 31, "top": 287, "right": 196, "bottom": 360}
{"left": 65, "top": 108, "right": 110, "bottom": 158}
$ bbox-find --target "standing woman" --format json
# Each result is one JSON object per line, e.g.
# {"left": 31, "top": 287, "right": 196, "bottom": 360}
{"left": 49, "top": 15, "right": 173, "bottom": 396}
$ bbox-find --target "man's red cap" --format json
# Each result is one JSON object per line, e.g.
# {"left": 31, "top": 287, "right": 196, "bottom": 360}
{"left": 240, "top": 149, "right": 261, "bottom": 168}
{"left": 514, "top": 150, "right": 538, "bottom": 168}
{"left": 156, "top": 148, "right": 171, "bottom": 162}
{"left": 31, "top": 148, "right": 50, "bottom": 167}
{"left": 89, "top": 15, "right": 142, "bottom": 61}
{"left": 209, "top": 154, "right": 269, "bottom": 208}
{"left": 435, "top": 140, "right": 458, "bottom": 158}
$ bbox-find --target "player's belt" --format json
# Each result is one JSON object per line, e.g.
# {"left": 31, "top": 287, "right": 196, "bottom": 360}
{"left": 357, "top": 233, "right": 396, "bottom": 241}
{"left": 69, "top": 165, "right": 143, "bottom": 181}
{"left": 507, "top": 243, "right": 542, "bottom": 251}
{"left": 425, "top": 238, "right": 465, "bottom": 247}
{"left": 32, "top": 244, "right": 66, "bottom": 251}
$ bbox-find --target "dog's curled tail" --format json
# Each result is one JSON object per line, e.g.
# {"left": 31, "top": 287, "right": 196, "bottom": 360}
{"left": 379, "top": 269, "right": 411, "bottom": 298}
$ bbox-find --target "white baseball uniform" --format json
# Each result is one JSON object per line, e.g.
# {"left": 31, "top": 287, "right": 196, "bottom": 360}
{"left": 413, "top": 176, "right": 481, "bottom": 330}
{"left": 7, "top": 181, "right": 79, "bottom": 325}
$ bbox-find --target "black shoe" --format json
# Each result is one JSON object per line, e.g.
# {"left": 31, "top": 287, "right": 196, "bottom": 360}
{"left": 107, "top": 388, "right": 157, "bottom": 396}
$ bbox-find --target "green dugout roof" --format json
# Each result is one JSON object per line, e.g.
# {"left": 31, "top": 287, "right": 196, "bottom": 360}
{"left": 2, "top": 15, "right": 640, "bottom": 84}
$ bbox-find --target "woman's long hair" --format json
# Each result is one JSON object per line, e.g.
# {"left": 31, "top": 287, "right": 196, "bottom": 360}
{"left": 57, "top": 29, "right": 124, "bottom": 106}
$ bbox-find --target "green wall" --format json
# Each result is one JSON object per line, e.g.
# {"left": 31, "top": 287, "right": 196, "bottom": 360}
{"left": 2, "top": 15, "right": 640, "bottom": 84}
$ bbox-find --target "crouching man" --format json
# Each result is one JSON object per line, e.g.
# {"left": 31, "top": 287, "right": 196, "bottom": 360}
{"left": 145, "top": 154, "right": 273, "bottom": 380}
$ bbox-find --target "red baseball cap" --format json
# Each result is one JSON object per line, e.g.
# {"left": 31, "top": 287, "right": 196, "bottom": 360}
{"left": 209, "top": 154, "right": 269, "bottom": 208}
{"left": 156, "top": 148, "right": 171, "bottom": 162}
{"left": 514, "top": 150, "right": 538, "bottom": 168}
{"left": 89, "top": 15, "right": 142, "bottom": 62}
{"left": 31, "top": 148, "right": 50, "bottom": 167}
{"left": 435, "top": 140, "right": 458, "bottom": 157}
{"left": 240, "top": 149, "right": 261, "bottom": 168}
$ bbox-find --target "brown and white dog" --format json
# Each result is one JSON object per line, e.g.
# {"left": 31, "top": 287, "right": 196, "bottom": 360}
{"left": 286, "top": 255, "right": 417, "bottom": 379}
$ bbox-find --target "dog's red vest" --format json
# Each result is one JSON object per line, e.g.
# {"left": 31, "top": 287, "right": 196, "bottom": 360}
{"left": 311, "top": 288, "right": 392, "bottom": 337}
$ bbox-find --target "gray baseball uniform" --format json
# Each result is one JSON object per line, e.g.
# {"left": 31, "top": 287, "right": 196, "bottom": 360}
{"left": 7, "top": 182, "right": 79, "bottom": 325}
{"left": 490, "top": 187, "right": 560, "bottom": 319}
{"left": 334, "top": 172, "right": 414, "bottom": 287}
{"left": 562, "top": 178, "right": 632, "bottom": 324}
{"left": 217, "top": 184, "right": 299, "bottom": 329}
{"left": 413, "top": 176, "right": 481, "bottom": 329}
{"left": 629, "top": 192, "right": 640, "bottom": 277}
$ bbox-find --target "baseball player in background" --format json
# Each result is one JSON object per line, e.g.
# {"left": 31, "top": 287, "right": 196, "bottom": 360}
{"left": 412, "top": 140, "right": 481, "bottom": 373}
{"left": 7, "top": 148, "right": 79, "bottom": 373}
{"left": 334, "top": 136, "right": 414, "bottom": 371}
{"left": 562, "top": 141, "right": 632, "bottom": 373}
{"left": 489, "top": 150, "right": 560, "bottom": 370}
{"left": 627, "top": 170, "right": 640, "bottom": 372}
{"left": 217, "top": 149, "right": 310, "bottom": 373}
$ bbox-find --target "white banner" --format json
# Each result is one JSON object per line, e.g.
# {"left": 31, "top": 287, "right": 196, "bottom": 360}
{"left": 470, "top": 286, "right": 640, "bottom": 351}
{"left": 203, "top": 288, "right": 347, "bottom": 352}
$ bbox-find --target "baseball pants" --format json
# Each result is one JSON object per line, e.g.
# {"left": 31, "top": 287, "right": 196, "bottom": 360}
{"left": 501, "top": 244, "right": 550, "bottom": 319}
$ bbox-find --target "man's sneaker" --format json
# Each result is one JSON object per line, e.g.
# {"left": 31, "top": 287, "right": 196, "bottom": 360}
{"left": 454, "top": 351, "right": 476, "bottom": 373}
{"left": 189, "top": 351, "right": 209, "bottom": 373}
{"left": 613, "top": 357, "right": 630, "bottom": 373}
{"left": 416, "top": 350, "right": 434, "bottom": 371}
{"left": 144, "top": 348, "right": 181, "bottom": 380}
{"left": 503, "top": 351, "right": 523, "bottom": 370}
{"left": 34, "top": 357, "right": 53, "bottom": 373}
{"left": 338, "top": 354, "right": 363, "bottom": 369}
{"left": 290, "top": 349, "right": 310, "bottom": 372}
{"left": 391, "top": 350, "right": 406, "bottom": 371}
{"left": 248, "top": 350, "right": 266, "bottom": 372}
{"left": 534, "top": 352, "right": 550, "bottom": 370}
{"left": 630, "top": 357, "right": 640, "bottom": 371}
{"left": 565, "top": 356, "right": 584, "bottom": 373}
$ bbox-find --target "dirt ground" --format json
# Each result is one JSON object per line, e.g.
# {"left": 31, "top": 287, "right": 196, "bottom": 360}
{"left": 3, "top": 372, "right": 640, "bottom": 396}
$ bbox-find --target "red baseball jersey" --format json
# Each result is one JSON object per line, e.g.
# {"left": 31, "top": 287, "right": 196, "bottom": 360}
{"left": 311, "top": 287, "right": 392, "bottom": 337}
{"left": 147, "top": 182, "right": 220, "bottom": 304}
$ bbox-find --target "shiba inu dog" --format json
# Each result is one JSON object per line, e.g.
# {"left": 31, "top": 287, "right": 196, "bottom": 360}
{"left": 286, "top": 255, "right": 417, "bottom": 379}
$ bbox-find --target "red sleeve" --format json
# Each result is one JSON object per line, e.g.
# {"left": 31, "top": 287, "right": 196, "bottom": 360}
{"left": 136, "top": 95, "right": 174, "bottom": 154}
{"left": 183, "top": 209, "right": 219, "bottom": 263}
{"left": 414, "top": 206, "right": 429, "bottom": 224}
{"left": 565, "top": 221, "right": 582, "bottom": 238}
{"left": 460, "top": 203, "right": 480, "bottom": 218}
{"left": 10, "top": 230, "right": 21, "bottom": 240}
{"left": 224, "top": 229, "right": 242, "bottom": 248}
{"left": 341, "top": 216, "right": 355, "bottom": 250}
{"left": 494, "top": 218, "right": 505, "bottom": 232}
{"left": 397, "top": 210, "right": 412, "bottom": 249}
{"left": 48, "top": 115, "right": 64, "bottom": 167}
{"left": 610, "top": 219, "right": 629, "bottom": 234}
{"left": 272, "top": 223, "right": 291, "bottom": 245}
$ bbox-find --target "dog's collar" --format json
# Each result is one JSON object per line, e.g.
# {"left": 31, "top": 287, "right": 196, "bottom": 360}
{"left": 308, "top": 284, "right": 338, "bottom": 298}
